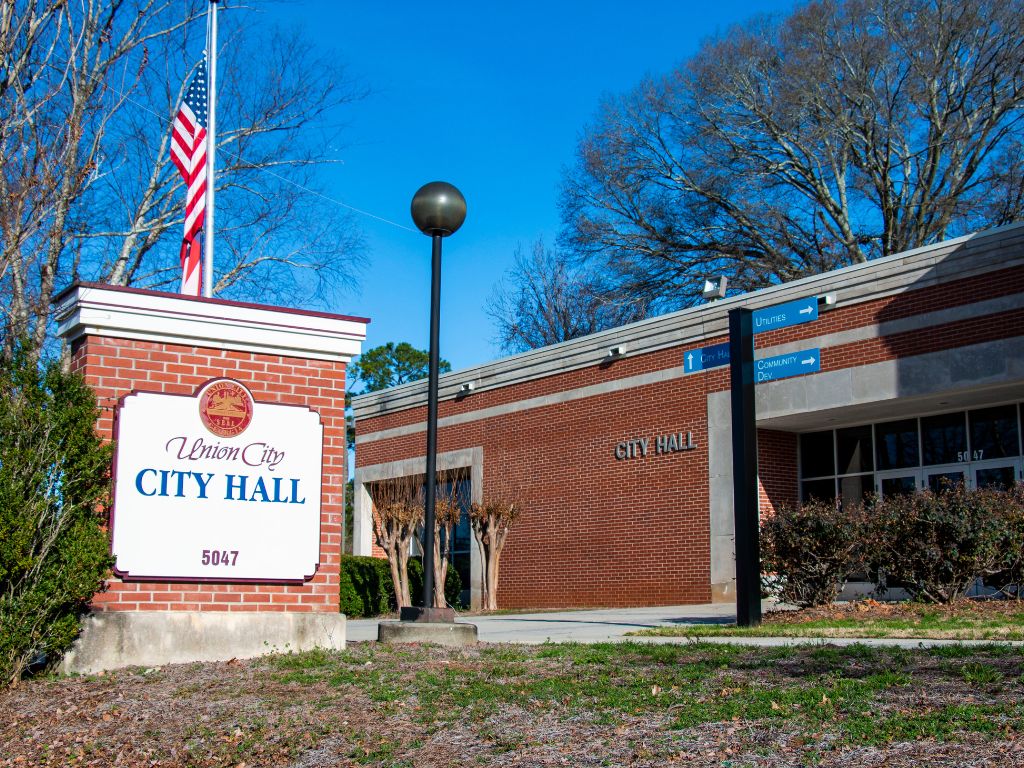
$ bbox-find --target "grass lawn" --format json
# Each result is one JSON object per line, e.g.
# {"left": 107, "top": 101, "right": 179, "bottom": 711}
{"left": 630, "top": 600, "right": 1024, "bottom": 641}
{"left": 2, "top": 641, "right": 1022, "bottom": 767}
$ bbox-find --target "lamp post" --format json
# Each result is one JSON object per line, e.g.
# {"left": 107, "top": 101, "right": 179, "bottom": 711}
{"left": 405, "top": 181, "right": 466, "bottom": 623}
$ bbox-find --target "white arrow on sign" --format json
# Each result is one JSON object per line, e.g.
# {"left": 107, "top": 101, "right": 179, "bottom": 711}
{"left": 686, "top": 352, "right": 694, "bottom": 366}
{"left": 801, "top": 356, "right": 816, "bottom": 365}
{"left": 799, "top": 306, "right": 813, "bottom": 315}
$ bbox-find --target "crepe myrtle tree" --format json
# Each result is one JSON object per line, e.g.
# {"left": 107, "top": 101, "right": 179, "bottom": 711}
{"left": 428, "top": 468, "right": 467, "bottom": 609}
{"left": 368, "top": 476, "right": 422, "bottom": 609}
{"left": 470, "top": 499, "right": 522, "bottom": 611}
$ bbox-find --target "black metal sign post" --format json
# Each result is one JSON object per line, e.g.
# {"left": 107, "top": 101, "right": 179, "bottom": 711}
{"left": 729, "top": 307, "right": 761, "bottom": 627}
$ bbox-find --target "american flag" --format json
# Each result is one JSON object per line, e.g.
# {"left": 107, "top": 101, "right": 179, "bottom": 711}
{"left": 170, "top": 58, "right": 208, "bottom": 296}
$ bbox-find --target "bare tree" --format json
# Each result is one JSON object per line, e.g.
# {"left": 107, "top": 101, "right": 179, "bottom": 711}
{"left": 0, "top": 3, "right": 367, "bottom": 360}
{"left": 0, "top": 1, "right": 201, "bottom": 359}
{"left": 486, "top": 240, "right": 649, "bottom": 353}
{"left": 89, "top": 18, "right": 367, "bottom": 304}
{"left": 470, "top": 499, "right": 521, "bottom": 611}
{"left": 428, "top": 467, "right": 466, "bottom": 609}
{"left": 560, "top": 0, "right": 1024, "bottom": 312}
{"left": 368, "top": 476, "right": 422, "bottom": 610}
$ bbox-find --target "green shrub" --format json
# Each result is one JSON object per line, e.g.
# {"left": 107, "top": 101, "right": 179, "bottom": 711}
{"left": 338, "top": 555, "right": 394, "bottom": 617}
{"left": 339, "top": 554, "right": 463, "bottom": 617}
{"left": 761, "top": 499, "right": 866, "bottom": 607}
{"left": 867, "top": 485, "right": 1005, "bottom": 603}
{"left": 408, "top": 557, "right": 462, "bottom": 610}
{"left": 983, "top": 484, "right": 1024, "bottom": 598}
{"left": 0, "top": 349, "right": 113, "bottom": 687}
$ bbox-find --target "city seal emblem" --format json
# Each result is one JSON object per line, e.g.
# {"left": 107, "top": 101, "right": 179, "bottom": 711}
{"left": 198, "top": 379, "right": 254, "bottom": 438}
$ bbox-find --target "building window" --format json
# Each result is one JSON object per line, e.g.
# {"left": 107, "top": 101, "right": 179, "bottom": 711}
{"left": 837, "top": 425, "right": 873, "bottom": 474}
{"left": 800, "top": 477, "right": 836, "bottom": 502}
{"left": 969, "top": 404, "right": 1020, "bottom": 460}
{"left": 921, "top": 412, "right": 967, "bottom": 465}
{"left": 799, "top": 402, "right": 1022, "bottom": 502}
{"left": 879, "top": 475, "right": 917, "bottom": 496}
{"left": 839, "top": 474, "right": 874, "bottom": 505}
{"left": 875, "top": 418, "right": 919, "bottom": 470}
{"left": 799, "top": 430, "right": 835, "bottom": 479}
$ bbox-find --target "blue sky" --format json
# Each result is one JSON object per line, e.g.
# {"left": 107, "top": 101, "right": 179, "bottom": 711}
{"left": 260, "top": 1, "right": 796, "bottom": 372}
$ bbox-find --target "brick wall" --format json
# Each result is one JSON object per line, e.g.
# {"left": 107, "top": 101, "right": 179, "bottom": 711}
{"left": 358, "top": 264, "right": 1024, "bottom": 438}
{"left": 362, "top": 372, "right": 716, "bottom": 609}
{"left": 71, "top": 335, "right": 346, "bottom": 613}
{"left": 357, "top": 262, "right": 1024, "bottom": 608}
{"left": 758, "top": 429, "right": 799, "bottom": 517}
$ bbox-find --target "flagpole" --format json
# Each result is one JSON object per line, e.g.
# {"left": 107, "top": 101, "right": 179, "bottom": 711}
{"left": 203, "top": 0, "right": 219, "bottom": 298}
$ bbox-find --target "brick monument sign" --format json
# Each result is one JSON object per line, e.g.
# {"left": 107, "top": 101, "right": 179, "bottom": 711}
{"left": 54, "top": 283, "right": 366, "bottom": 672}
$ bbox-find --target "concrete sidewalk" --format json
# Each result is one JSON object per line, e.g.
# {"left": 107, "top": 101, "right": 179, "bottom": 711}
{"left": 347, "top": 603, "right": 737, "bottom": 643}
{"left": 346, "top": 602, "right": 1024, "bottom": 648}
{"left": 349, "top": 602, "right": 741, "bottom": 644}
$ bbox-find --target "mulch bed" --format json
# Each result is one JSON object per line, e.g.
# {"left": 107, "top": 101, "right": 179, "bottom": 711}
{"left": 763, "top": 598, "right": 1024, "bottom": 626}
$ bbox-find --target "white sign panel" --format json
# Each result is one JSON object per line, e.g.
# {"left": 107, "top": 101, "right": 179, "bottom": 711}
{"left": 111, "top": 379, "right": 323, "bottom": 582}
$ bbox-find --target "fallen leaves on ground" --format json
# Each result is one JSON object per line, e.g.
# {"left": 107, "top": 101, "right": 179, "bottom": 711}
{"left": 0, "top": 641, "right": 1022, "bottom": 767}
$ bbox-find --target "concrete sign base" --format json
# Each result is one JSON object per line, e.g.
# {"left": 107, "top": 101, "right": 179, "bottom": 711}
{"left": 62, "top": 612, "right": 346, "bottom": 674}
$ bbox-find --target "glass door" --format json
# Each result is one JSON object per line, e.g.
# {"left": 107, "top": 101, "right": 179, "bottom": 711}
{"left": 972, "top": 458, "right": 1022, "bottom": 490}
{"left": 925, "top": 464, "right": 967, "bottom": 493}
{"left": 876, "top": 470, "right": 922, "bottom": 498}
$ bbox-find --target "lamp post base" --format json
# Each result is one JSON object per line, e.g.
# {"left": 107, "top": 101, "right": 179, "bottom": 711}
{"left": 399, "top": 606, "right": 457, "bottom": 623}
{"left": 378, "top": 618, "right": 478, "bottom": 647}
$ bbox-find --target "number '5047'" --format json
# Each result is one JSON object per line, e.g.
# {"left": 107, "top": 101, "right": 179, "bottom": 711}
{"left": 202, "top": 549, "right": 238, "bottom": 566}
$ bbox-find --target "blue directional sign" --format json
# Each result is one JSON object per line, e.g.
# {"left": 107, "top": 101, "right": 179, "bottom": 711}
{"left": 684, "top": 342, "right": 730, "bottom": 374}
{"left": 752, "top": 297, "right": 818, "bottom": 334}
{"left": 755, "top": 348, "right": 820, "bottom": 382}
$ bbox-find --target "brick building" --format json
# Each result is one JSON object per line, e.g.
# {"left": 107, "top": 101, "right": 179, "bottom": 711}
{"left": 353, "top": 223, "right": 1024, "bottom": 610}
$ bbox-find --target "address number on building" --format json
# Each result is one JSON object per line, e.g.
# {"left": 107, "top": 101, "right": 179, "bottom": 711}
{"left": 201, "top": 549, "right": 239, "bottom": 566}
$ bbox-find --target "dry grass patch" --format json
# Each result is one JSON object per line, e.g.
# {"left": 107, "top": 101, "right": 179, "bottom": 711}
{"left": 0, "top": 641, "right": 1022, "bottom": 767}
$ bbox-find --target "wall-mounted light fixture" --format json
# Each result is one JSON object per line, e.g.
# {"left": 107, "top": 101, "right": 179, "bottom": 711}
{"left": 607, "top": 344, "right": 627, "bottom": 359}
{"left": 819, "top": 292, "right": 838, "bottom": 307}
{"left": 702, "top": 276, "right": 728, "bottom": 301}
{"left": 459, "top": 381, "right": 475, "bottom": 394}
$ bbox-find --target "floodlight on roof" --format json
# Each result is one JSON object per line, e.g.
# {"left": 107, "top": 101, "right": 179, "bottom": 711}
{"left": 702, "top": 276, "right": 728, "bottom": 301}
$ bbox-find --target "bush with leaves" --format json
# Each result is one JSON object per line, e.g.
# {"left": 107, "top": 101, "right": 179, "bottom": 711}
{"left": 338, "top": 555, "right": 394, "bottom": 617}
{"left": 338, "top": 554, "right": 463, "bottom": 617}
{"left": 983, "top": 484, "right": 1024, "bottom": 599}
{"left": 408, "top": 557, "right": 463, "bottom": 611}
{"left": 0, "top": 350, "right": 112, "bottom": 687}
{"left": 760, "top": 499, "right": 866, "bottom": 608}
{"left": 865, "top": 484, "right": 1006, "bottom": 604}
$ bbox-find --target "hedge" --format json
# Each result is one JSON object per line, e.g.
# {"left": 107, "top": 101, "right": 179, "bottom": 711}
{"left": 339, "top": 554, "right": 463, "bottom": 617}
{"left": 762, "top": 485, "right": 1024, "bottom": 607}
{"left": 760, "top": 499, "right": 865, "bottom": 608}
{"left": 867, "top": 484, "right": 1007, "bottom": 603}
